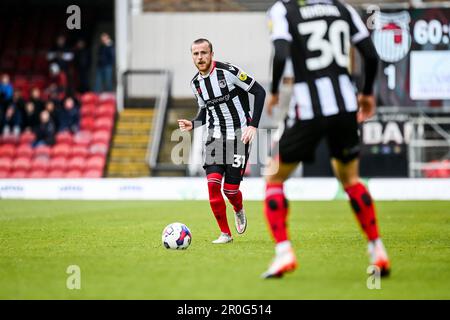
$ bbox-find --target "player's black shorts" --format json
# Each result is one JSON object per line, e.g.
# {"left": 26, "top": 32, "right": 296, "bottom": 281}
{"left": 278, "top": 112, "right": 360, "bottom": 164}
{"left": 203, "top": 136, "right": 250, "bottom": 185}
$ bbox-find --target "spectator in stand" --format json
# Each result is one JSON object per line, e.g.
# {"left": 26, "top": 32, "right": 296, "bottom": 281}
{"left": 33, "top": 110, "right": 56, "bottom": 147}
{"left": 47, "top": 35, "right": 74, "bottom": 73}
{"left": 95, "top": 32, "right": 115, "bottom": 92}
{"left": 74, "top": 39, "right": 91, "bottom": 93}
{"left": 22, "top": 101, "right": 40, "bottom": 132}
{"left": 45, "top": 100, "right": 60, "bottom": 131}
{"left": 58, "top": 97, "right": 80, "bottom": 133}
{"left": 30, "top": 87, "right": 45, "bottom": 114}
{"left": 47, "top": 63, "right": 68, "bottom": 98}
{"left": 12, "top": 89, "right": 26, "bottom": 112}
{"left": 2, "top": 103, "right": 22, "bottom": 138}
{"left": 0, "top": 74, "right": 14, "bottom": 109}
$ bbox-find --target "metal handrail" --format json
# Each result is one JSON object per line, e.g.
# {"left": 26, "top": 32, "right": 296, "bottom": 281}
{"left": 148, "top": 70, "right": 172, "bottom": 170}
{"left": 122, "top": 69, "right": 172, "bottom": 172}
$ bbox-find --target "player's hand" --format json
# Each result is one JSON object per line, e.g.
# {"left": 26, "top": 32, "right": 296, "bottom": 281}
{"left": 241, "top": 126, "right": 257, "bottom": 144}
{"left": 267, "top": 94, "right": 279, "bottom": 116}
{"left": 177, "top": 119, "right": 193, "bottom": 132}
{"left": 357, "top": 94, "right": 376, "bottom": 123}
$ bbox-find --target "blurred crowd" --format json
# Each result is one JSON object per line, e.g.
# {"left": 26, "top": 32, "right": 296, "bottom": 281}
{"left": 0, "top": 32, "right": 115, "bottom": 147}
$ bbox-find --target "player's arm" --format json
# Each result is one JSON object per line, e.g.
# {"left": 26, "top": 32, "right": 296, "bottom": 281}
{"left": 178, "top": 82, "right": 207, "bottom": 132}
{"left": 227, "top": 66, "right": 266, "bottom": 144}
{"left": 345, "top": 3, "right": 379, "bottom": 122}
{"left": 267, "top": 1, "right": 292, "bottom": 115}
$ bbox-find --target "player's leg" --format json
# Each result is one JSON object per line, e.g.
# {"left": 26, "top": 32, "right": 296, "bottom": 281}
{"left": 222, "top": 139, "right": 250, "bottom": 234}
{"left": 262, "top": 119, "right": 322, "bottom": 278}
{"left": 327, "top": 113, "right": 390, "bottom": 275}
{"left": 205, "top": 165, "right": 233, "bottom": 244}
{"left": 261, "top": 157, "right": 298, "bottom": 278}
{"left": 331, "top": 158, "right": 390, "bottom": 276}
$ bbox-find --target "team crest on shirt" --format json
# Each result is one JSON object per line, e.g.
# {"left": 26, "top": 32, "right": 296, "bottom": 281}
{"left": 371, "top": 11, "right": 411, "bottom": 63}
{"left": 238, "top": 72, "right": 248, "bottom": 81}
{"left": 219, "top": 79, "right": 227, "bottom": 88}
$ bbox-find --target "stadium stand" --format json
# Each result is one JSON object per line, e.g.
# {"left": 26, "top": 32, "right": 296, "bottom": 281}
{"left": 0, "top": 92, "right": 115, "bottom": 178}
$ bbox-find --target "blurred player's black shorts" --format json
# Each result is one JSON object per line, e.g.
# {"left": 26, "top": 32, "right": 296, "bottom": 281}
{"left": 203, "top": 135, "right": 250, "bottom": 184}
{"left": 278, "top": 112, "right": 360, "bottom": 164}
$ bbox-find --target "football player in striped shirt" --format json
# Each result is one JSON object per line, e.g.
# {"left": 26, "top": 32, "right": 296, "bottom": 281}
{"left": 261, "top": 0, "right": 390, "bottom": 278}
{"left": 178, "top": 39, "right": 266, "bottom": 244}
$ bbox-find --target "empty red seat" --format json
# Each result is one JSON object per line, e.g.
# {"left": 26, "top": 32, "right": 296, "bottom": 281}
{"left": 29, "top": 75, "right": 47, "bottom": 90}
{"left": 34, "top": 145, "right": 51, "bottom": 158}
{"left": 0, "top": 145, "right": 16, "bottom": 158}
{"left": 33, "top": 54, "right": 48, "bottom": 73}
{"left": 73, "top": 131, "right": 92, "bottom": 147}
{"left": 94, "top": 117, "right": 114, "bottom": 131}
{"left": 28, "top": 170, "right": 48, "bottom": 179}
{"left": 86, "top": 155, "right": 105, "bottom": 170}
{"left": 0, "top": 170, "right": 9, "bottom": 178}
{"left": 80, "top": 117, "right": 95, "bottom": 131}
{"left": 65, "top": 170, "right": 82, "bottom": 178}
{"left": 19, "top": 131, "right": 36, "bottom": 145}
{"left": 68, "top": 156, "right": 86, "bottom": 171}
{"left": 9, "top": 170, "right": 27, "bottom": 179}
{"left": 16, "top": 55, "right": 33, "bottom": 72}
{"left": 80, "top": 104, "right": 96, "bottom": 118}
{"left": 47, "top": 169, "right": 64, "bottom": 178}
{"left": 12, "top": 157, "right": 31, "bottom": 171}
{"left": 71, "top": 145, "right": 89, "bottom": 158}
{"left": 1, "top": 134, "right": 19, "bottom": 146}
{"left": 31, "top": 157, "right": 50, "bottom": 171}
{"left": 96, "top": 103, "right": 116, "bottom": 118}
{"left": 0, "top": 158, "right": 13, "bottom": 171}
{"left": 83, "top": 169, "right": 103, "bottom": 178}
{"left": 51, "top": 144, "right": 71, "bottom": 158}
{"left": 89, "top": 142, "right": 109, "bottom": 155}
{"left": 81, "top": 92, "right": 98, "bottom": 105}
{"left": 55, "top": 132, "right": 73, "bottom": 145}
{"left": 92, "top": 130, "right": 111, "bottom": 144}
{"left": 98, "top": 92, "right": 116, "bottom": 104}
{"left": 16, "top": 144, "right": 33, "bottom": 158}
{"left": 50, "top": 157, "right": 67, "bottom": 171}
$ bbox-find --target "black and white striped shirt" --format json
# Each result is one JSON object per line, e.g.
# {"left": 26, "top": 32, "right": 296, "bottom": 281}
{"left": 268, "top": 0, "right": 371, "bottom": 121}
{"left": 191, "top": 61, "right": 256, "bottom": 140}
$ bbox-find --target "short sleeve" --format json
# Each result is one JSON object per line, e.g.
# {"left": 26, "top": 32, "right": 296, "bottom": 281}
{"left": 267, "top": 1, "right": 292, "bottom": 42}
{"left": 344, "top": 3, "right": 370, "bottom": 44}
{"left": 227, "top": 65, "right": 256, "bottom": 92}
{"left": 191, "top": 81, "right": 206, "bottom": 108}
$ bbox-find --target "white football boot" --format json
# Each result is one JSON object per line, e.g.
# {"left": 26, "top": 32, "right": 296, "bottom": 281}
{"left": 212, "top": 232, "right": 233, "bottom": 244}
{"left": 234, "top": 208, "right": 247, "bottom": 234}
{"left": 368, "top": 239, "right": 391, "bottom": 277}
{"left": 261, "top": 241, "right": 298, "bottom": 279}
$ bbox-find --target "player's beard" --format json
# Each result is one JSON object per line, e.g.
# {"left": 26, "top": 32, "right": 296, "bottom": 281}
{"left": 197, "top": 59, "right": 212, "bottom": 74}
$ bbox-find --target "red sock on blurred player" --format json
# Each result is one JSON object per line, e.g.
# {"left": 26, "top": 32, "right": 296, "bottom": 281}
{"left": 264, "top": 182, "right": 289, "bottom": 243}
{"left": 207, "top": 173, "right": 231, "bottom": 235}
{"left": 345, "top": 182, "right": 379, "bottom": 241}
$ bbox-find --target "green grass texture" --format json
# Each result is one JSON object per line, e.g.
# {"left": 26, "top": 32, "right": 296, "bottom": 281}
{"left": 1, "top": 200, "right": 449, "bottom": 299}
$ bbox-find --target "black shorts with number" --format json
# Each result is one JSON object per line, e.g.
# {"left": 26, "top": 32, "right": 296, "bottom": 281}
{"left": 278, "top": 112, "right": 360, "bottom": 164}
{"left": 203, "top": 135, "right": 250, "bottom": 185}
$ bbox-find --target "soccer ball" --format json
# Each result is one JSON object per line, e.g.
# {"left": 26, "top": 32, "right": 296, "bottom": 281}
{"left": 162, "top": 222, "right": 192, "bottom": 250}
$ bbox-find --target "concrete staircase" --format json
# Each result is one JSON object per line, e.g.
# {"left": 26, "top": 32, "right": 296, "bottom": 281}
{"left": 106, "top": 109, "right": 154, "bottom": 177}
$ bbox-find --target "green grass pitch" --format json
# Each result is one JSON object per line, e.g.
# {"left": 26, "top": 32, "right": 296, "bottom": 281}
{"left": 1, "top": 200, "right": 449, "bottom": 299}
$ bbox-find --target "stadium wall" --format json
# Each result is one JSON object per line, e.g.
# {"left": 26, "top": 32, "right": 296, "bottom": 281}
{"left": 0, "top": 178, "right": 449, "bottom": 200}
{"left": 130, "top": 12, "right": 272, "bottom": 97}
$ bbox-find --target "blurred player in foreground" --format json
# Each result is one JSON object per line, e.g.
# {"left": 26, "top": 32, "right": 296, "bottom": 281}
{"left": 178, "top": 39, "right": 266, "bottom": 244}
{"left": 262, "top": 0, "right": 390, "bottom": 278}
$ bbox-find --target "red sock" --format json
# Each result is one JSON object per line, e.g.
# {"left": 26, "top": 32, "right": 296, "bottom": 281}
{"left": 223, "top": 183, "right": 243, "bottom": 212}
{"left": 207, "top": 173, "right": 231, "bottom": 235}
{"left": 344, "top": 182, "right": 380, "bottom": 241}
{"left": 264, "top": 182, "right": 289, "bottom": 243}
